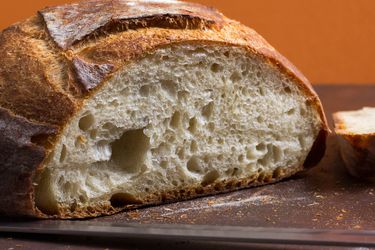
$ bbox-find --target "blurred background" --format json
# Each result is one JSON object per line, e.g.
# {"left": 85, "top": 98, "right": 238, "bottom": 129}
{"left": 1, "top": 0, "right": 374, "bottom": 84}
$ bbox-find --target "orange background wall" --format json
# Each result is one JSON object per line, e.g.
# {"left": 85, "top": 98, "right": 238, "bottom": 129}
{"left": 1, "top": 0, "right": 374, "bottom": 84}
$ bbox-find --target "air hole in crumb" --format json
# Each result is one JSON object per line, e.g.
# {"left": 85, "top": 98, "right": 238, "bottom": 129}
{"left": 256, "top": 143, "right": 266, "bottom": 151}
{"left": 225, "top": 168, "right": 233, "bottom": 176}
{"left": 177, "top": 148, "right": 185, "bottom": 160}
{"left": 79, "top": 113, "right": 95, "bottom": 131}
{"left": 60, "top": 145, "right": 67, "bottom": 163}
{"left": 224, "top": 51, "right": 230, "bottom": 57}
{"left": 246, "top": 148, "right": 257, "bottom": 160}
{"left": 156, "top": 143, "right": 169, "bottom": 156}
{"left": 58, "top": 176, "right": 64, "bottom": 185}
{"left": 161, "top": 55, "right": 170, "bottom": 61}
{"left": 300, "top": 108, "right": 307, "bottom": 116}
{"left": 177, "top": 91, "right": 189, "bottom": 101}
{"left": 160, "top": 79, "right": 177, "bottom": 98}
{"left": 232, "top": 168, "right": 241, "bottom": 176}
{"left": 273, "top": 145, "right": 282, "bottom": 161}
{"left": 111, "top": 128, "right": 150, "bottom": 173}
{"left": 230, "top": 71, "right": 242, "bottom": 83}
{"left": 190, "top": 140, "right": 198, "bottom": 153}
{"left": 203, "top": 155, "right": 210, "bottom": 163}
{"left": 208, "top": 123, "right": 215, "bottom": 132}
{"left": 284, "top": 86, "right": 292, "bottom": 94}
{"left": 168, "top": 135, "right": 176, "bottom": 143}
{"left": 259, "top": 87, "right": 265, "bottom": 96}
{"left": 172, "top": 180, "right": 179, "bottom": 186}
{"left": 75, "top": 135, "right": 86, "bottom": 147}
{"left": 110, "top": 193, "right": 141, "bottom": 208}
{"left": 247, "top": 163, "right": 256, "bottom": 170}
{"left": 202, "top": 102, "right": 214, "bottom": 120}
{"left": 257, "top": 116, "right": 264, "bottom": 123}
{"left": 188, "top": 117, "right": 198, "bottom": 134}
{"left": 103, "top": 122, "right": 116, "bottom": 130}
{"left": 218, "top": 138, "right": 224, "bottom": 145}
{"left": 170, "top": 111, "right": 181, "bottom": 129}
{"left": 62, "top": 182, "right": 71, "bottom": 192}
{"left": 187, "top": 156, "right": 202, "bottom": 174}
{"left": 258, "top": 144, "right": 273, "bottom": 166}
{"left": 211, "top": 63, "right": 222, "bottom": 73}
{"left": 298, "top": 135, "right": 306, "bottom": 148}
{"left": 139, "top": 85, "right": 151, "bottom": 97}
{"left": 70, "top": 202, "right": 78, "bottom": 212}
{"left": 160, "top": 161, "right": 168, "bottom": 169}
{"left": 79, "top": 195, "right": 86, "bottom": 203}
{"left": 90, "top": 129, "right": 98, "bottom": 139}
{"left": 238, "top": 155, "right": 245, "bottom": 162}
{"left": 110, "top": 100, "right": 119, "bottom": 107}
{"left": 287, "top": 108, "right": 296, "bottom": 115}
{"left": 202, "top": 170, "right": 220, "bottom": 186}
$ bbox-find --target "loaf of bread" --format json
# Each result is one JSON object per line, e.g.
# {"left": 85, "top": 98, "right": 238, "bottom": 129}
{"left": 334, "top": 107, "right": 375, "bottom": 181}
{"left": 0, "top": 0, "right": 328, "bottom": 218}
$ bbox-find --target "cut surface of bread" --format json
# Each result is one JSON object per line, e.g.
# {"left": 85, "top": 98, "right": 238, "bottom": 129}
{"left": 334, "top": 108, "right": 375, "bottom": 181}
{"left": 36, "top": 44, "right": 323, "bottom": 216}
{"left": 334, "top": 107, "right": 375, "bottom": 135}
{"left": 0, "top": 0, "right": 328, "bottom": 218}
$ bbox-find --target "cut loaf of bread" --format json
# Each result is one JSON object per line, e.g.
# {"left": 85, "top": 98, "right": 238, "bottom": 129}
{"left": 334, "top": 107, "right": 375, "bottom": 181}
{"left": 0, "top": 0, "right": 328, "bottom": 218}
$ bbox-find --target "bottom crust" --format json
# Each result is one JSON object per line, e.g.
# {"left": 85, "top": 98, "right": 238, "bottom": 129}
{"left": 50, "top": 165, "right": 303, "bottom": 219}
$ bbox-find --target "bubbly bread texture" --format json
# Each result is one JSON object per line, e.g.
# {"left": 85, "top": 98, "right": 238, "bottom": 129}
{"left": 334, "top": 108, "right": 375, "bottom": 181}
{"left": 0, "top": 0, "right": 327, "bottom": 218}
{"left": 36, "top": 45, "right": 322, "bottom": 215}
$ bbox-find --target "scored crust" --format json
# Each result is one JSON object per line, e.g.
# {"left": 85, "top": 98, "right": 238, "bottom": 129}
{"left": 0, "top": 0, "right": 328, "bottom": 218}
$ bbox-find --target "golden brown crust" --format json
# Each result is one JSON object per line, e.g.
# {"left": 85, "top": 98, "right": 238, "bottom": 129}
{"left": 333, "top": 112, "right": 375, "bottom": 181}
{"left": 0, "top": 24, "right": 77, "bottom": 126}
{"left": 0, "top": 0, "right": 328, "bottom": 218}
{"left": 72, "top": 56, "right": 115, "bottom": 91}
{"left": 39, "top": 0, "right": 225, "bottom": 49}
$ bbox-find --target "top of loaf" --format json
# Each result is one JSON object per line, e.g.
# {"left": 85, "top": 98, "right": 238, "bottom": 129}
{"left": 0, "top": 0, "right": 324, "bottom": 126}
{"left": 40, "top": 0, "right": 225, "bottom": 49}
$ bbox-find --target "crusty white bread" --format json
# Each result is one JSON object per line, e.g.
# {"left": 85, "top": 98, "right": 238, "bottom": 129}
{"left": 334, "top": 107, "right": 375, "bottom": 181}
{"left": 0, "top": 0, "right": 328, "bottom": 218}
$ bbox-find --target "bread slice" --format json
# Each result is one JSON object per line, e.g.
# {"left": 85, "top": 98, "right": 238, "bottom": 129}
{"left": 0, "top": 0, "right": 328, "bottom": 218}
{"left": 334, "top": 107, "right": 375, "bottom": 181}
